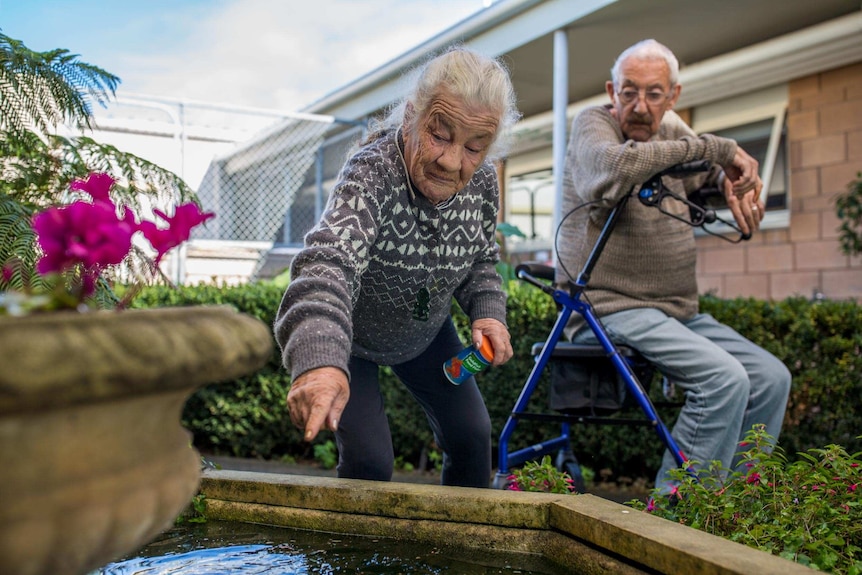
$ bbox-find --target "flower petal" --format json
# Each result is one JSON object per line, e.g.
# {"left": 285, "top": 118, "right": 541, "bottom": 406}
{"left": 69, "top": 172, "right": 116, "bottom": 203}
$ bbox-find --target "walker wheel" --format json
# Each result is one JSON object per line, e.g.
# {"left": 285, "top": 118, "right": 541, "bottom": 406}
{"left": 556, "top": 450, "right": 587, "bottom": 493}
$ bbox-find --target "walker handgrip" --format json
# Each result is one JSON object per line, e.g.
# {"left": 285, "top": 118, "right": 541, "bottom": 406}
{"left": 658, "top": 160, "right": 711, "bottom": 177}
{"left": 515, "top": 262, "right": 555, "bottom": 282}
{"left": 515, "top": 262, "right": 556, "bottom": 295}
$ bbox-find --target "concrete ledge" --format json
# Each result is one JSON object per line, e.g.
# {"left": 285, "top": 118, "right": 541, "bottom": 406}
{"left": 201, "top": 469, "right": 555, "bottom": 528}
{"left": 200, "top": 470, "right": 816, "bottom": 575}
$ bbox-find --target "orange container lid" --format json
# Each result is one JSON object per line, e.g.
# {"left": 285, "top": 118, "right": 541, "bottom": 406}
{"left": 477, "top": 336, "right": 495, "bottom": 361}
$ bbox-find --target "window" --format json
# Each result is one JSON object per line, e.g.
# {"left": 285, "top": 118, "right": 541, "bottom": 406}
{"left": 504, "top": 168, "right": 555, "bottom": 257}
{"left": 713, "top": 119, "right": 788, "bottom": 210}
{"left": 692, "top": 85, "right": 789, "bottom": 229}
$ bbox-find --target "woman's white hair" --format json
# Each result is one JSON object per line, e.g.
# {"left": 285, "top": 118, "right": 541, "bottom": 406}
{"left": 611, "top": 39, "right": 679, "bottom": 90}
{"left": 372, "top": 45, "right": 521, "bottom": 161}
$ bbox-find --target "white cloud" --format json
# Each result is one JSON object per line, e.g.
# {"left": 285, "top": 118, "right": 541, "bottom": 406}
{"left": 118, "top": 0, "right": 483, "bottom": 111}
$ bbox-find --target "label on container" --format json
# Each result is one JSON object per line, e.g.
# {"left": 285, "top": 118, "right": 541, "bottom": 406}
{"left": 443, "top": 337, "right": 493, "bottom": 385}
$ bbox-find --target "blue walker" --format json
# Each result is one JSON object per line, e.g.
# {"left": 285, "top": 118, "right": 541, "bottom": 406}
{"left": 493, "top": 161, "right": 751, "bottom": 490}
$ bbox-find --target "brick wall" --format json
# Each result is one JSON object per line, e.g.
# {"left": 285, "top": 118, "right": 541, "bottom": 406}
{"left": 695, "top": 62, "right": 862, "bottom": 302}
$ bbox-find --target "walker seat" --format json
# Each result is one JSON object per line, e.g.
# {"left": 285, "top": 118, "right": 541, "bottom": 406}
{"left": 531, "top": 341, "right": 654, "bottom": 416}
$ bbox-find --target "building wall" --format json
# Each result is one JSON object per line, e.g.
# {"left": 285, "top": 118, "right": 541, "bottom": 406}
{"left": 695, "top": 62, "right": 862, "bottom": 302}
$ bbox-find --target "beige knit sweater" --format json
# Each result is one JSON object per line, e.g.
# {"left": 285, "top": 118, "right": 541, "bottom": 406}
{"left": 556, "top": 105, "right": 737, "bottom": 337}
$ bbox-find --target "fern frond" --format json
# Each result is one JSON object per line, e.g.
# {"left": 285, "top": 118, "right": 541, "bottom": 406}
{"left": 0, "top": 192, "right": 38, "bottom": 291}
{"left": 52, "top": 135, "right": 195, "bottom": 208}
{"left": 0, "top": 32, "right": 199, "bottom": 310}
{"left": 0, "top": 32, "right": 119, "bottom": 140}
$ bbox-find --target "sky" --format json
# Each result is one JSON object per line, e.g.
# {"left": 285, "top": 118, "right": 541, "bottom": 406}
{"left": 0, "top": 0, "right": 491, "bottom": 112}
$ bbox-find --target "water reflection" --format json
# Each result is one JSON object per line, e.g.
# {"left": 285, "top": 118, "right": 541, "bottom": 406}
{"left": 96, "top": 520, "right": 570, "bottom": 574}
{"left": 98, "top": 545, "right": 306, "bottom": 574}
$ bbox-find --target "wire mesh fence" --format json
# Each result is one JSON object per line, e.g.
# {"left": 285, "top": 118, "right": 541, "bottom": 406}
{"left": 84, "top": 97, "right": 368, "bottom": 284}
{"left": 190, "top": 114, "right": 367, "bottom": 281}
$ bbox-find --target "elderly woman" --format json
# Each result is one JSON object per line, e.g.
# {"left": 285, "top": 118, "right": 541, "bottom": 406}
{"left": 274, "top": 46, "right": 520, "bottom": 488}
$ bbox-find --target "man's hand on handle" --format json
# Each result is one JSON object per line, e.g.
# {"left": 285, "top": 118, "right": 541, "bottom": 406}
{"left": 287, "top": 366, "right": 349, "bottom": 442}
{"left": 722, "top": 147, "right": 760, "bottom": 196}
{"left": 721, "top": 147, "right": 764, "bottom": 236}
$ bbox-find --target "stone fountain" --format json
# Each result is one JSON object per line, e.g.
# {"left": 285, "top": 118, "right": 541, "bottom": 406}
{"left": 0, "top": 305, "right": 273, "bottom": 575}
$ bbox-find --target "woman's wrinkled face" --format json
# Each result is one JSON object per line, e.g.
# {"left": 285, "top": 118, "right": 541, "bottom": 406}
{"left": 402, "top": 90, "right": 499, "bottom": 205}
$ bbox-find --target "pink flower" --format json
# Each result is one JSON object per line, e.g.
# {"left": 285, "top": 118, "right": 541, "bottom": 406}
{"left": 69, "top": 172, "right": 116, "bottom": 204}
{"left": 849, "top": 484, "right": 858, "bottom": 493}
{"left": 505, "top": 474, "right": 523, "bottom": 491}
{"left": 139, "top": 203, "right": 215, "bottom": 264}
{"left": 646, "top": 498, "right": 656, "bottom": 512}
{"left": 33, "top": 172, "right": 139, "bottom": 281}
{"left": 33, "top": 201, "right": 136, "bottom": 276}
{"left": 29, "top": 172, "right": 216, "bottom": 307}
{"left": 746, "top": 472, "right": 761, "bottom": 484}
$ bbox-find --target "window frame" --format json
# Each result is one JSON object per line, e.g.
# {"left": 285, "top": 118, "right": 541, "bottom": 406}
{"left": 691, "top": 84, "right": 790, "bottom": 232}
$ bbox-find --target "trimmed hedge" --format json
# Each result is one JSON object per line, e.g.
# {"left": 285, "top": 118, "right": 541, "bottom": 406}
{"left": 700, "top": 295, "right": 862, "bottom": 460}
{"left": 134, "top": 281, "right": 862, "bottom": 481}
{"left": 132, "top": 282, "right": 306, "bottom": 459}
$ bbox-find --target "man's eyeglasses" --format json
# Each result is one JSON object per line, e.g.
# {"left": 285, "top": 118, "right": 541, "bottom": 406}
{"left": 617, "top": 88, "right": 670, "bottom": 106}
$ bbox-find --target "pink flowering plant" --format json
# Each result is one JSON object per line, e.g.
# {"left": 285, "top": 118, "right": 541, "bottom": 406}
{"left": 630, "top": 425, "right": 862, "bottom": 574}
{"left": 1, "top": 172, "right": 214, "bottom": 315}
{"left": 506, "top": 455, "right": 577, "bottom": 494}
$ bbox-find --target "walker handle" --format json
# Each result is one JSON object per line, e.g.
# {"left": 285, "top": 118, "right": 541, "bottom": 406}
{"left": 637, "top": 161, "right": 751, "bottom": 243}
{"left": 515, "top": 262, "right": 556, "bottom": 295}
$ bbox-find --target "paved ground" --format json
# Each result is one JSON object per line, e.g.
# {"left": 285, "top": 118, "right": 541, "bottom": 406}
{"left": 205, "top": 455, "right": 649, "bottom": 504}
{"left": 206, "top": 455, "right": 440, "bottom": 484}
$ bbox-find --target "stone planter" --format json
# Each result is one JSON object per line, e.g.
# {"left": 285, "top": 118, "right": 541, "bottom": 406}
{"left": 0, "top": 305, "right": 273, "bottom": 575}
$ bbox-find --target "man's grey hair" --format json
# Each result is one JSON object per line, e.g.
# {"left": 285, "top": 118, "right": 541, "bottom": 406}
{"left": 373, "top": 45, "right": 521, "bottom": 161}
{"left": 611, "top": 39, "right": 680, "bottom": 90}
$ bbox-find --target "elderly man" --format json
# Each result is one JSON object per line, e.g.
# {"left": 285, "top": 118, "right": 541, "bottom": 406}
{"left": 557, "top": 39, "right": 791, "bottom": 493}
{"left": 274, "top": 46, "right": 520, "bottom": 488}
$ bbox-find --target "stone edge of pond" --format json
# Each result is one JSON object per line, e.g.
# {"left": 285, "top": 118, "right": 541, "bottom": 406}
{"left": 199, "top": 469, "right": 816, "bottom": 575}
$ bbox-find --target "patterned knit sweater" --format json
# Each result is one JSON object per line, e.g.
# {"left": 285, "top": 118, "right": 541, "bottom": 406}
{"left": 557, "top": 105, "right": 737, "bottom": 336}
{"left": 274, "top": 129, "right": 507, "bottom": 380}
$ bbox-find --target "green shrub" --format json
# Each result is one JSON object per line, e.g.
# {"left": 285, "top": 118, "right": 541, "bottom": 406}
{"left": 134, "top": 280, "right": 862, "bottom": 484}
{"left": 133, "top": 281, "right": 309, "bottom": 459}
{"left": 630, "top": 425, "right": 862, "bottom": 574}
{"left": 836, "top": 172, "right": 862, "bottom": 257}
{"left": 701, "top": 296, "right": 862, "bottom": 459}
{"left": 313, "top": 440, "right": 338, "bottom": 469}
